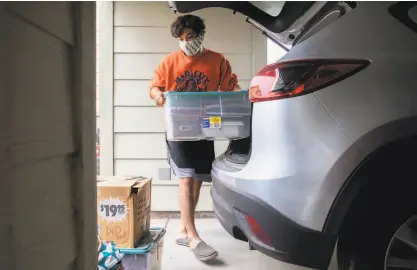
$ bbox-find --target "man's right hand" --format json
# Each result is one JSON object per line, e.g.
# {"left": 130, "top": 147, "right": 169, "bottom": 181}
{"left": 150, "top": 87, "right": 166, "bottom": 107}
{"left": 155, "top": 94, "right": 165, "bottom": 107}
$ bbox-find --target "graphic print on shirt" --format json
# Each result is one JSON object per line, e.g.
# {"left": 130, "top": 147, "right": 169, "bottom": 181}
{"left": 174, "top": 70, "right": 210, "bottom": 92}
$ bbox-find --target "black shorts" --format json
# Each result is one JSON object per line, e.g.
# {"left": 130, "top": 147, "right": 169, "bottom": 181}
{"left": 166, "top": 139, "right": 215, "bottom": 181}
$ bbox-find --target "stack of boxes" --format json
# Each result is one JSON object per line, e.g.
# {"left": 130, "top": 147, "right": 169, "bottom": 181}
{"left": 97, "top": 176, "right": 166, "bottom": 270}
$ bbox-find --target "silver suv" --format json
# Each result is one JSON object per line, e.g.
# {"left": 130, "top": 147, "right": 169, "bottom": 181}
{"left": 170, "top": 2, "right": 417, "bottom": 269}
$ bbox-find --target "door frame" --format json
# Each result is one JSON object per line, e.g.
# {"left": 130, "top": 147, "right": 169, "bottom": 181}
{"left": 72, "top": 2, "right": 97, "bottom": 269}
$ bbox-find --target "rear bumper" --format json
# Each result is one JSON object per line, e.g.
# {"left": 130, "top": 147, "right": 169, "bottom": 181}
{"left": 211, "top": 175, "right": 336, "bottom": 270}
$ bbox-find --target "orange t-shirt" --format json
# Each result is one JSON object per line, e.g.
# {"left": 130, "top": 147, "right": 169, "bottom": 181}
{"left": 150, "top": 48, "right": 238, "bottom": 92}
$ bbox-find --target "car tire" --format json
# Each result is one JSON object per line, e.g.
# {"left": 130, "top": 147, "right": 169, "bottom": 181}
{"left": 337, "top": 178, "right": 417, "bottom": 270}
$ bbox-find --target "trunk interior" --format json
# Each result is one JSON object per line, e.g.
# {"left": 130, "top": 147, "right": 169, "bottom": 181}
{"left": 224, "top": 104, "right": 253, "bottom": 166}
{"left": 225, "top": 136, "right": 252, "bottom": 165}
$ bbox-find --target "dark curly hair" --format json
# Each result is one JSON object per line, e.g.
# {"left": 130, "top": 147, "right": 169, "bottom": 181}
{"left": 170, "top": 15, "right": 206, "bottom": 38}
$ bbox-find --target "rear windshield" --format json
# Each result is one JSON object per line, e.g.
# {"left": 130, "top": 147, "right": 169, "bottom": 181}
{"left": 249, "top": 1, "right": 285, "bottom": 17}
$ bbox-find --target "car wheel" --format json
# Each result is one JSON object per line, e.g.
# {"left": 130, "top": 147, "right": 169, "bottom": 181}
{"left": 385, "top": 216, "right": 417, "bottom": 270}
{"left": 337, "top": 180, "right": 417, "bottom": 270}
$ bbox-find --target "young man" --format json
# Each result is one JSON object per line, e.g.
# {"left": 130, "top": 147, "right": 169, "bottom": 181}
{"left": 150, "top": 15, "right": 240, "bottom": 261}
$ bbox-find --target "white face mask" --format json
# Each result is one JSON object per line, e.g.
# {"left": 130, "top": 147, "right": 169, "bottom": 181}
{"left": 179, "top": 33, "right": 205, "bottom": 56}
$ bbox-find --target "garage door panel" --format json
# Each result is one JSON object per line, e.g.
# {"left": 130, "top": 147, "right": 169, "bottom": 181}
{"left": 204, "top": 30, "right": 252, "bottom": 54}
{"left": 152, "top": 185, "right": 213, "bottom": 211}
{"left": 114, "top": 80, "right": 154, "bottom": 106}
{"left": 114, "top": 107, "right": 165, "bottom": 133}
{"left": 7, "top": 13, "right": 75, "bottom": 158}
{"left": 114, "top": 53, "right": 166, "bottom": 80}
{"left": 12, "top": 156, "right": 76, "bottom": 269}
{"left": 115, "top": 159, "right": 170, "bottom": 181}
{"left": 114, "top": 26, "right": 252, "bottom": 54}
{"left": 226, "top": 54, "right": 253, "bottom": 80}
{"left": 114, "top": 1, "right": 177, "bottom": 27}
{"left": 8, "top": 1, "right": 74, "bottom": 45}
{"left": 238, "top": 80, "right": 250, "bottom": 90}
{"left": 114, "top": 27, "right": 176, "bottom": 53}
{"left": 115, "top": 134, "right": 229, "bottom": 160}
{"left": 115, "top": 133, "right": 167, "bottom": 159}
{"left": 114, "top": 80, "right": 251, "bottom": 107}
{"left": 115, "top": 53, "right": 253, "bottom": 80}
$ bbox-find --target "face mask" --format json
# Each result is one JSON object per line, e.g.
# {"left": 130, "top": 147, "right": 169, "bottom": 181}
{"left": 179, "top": 32, "right": 205, "bottom": 56}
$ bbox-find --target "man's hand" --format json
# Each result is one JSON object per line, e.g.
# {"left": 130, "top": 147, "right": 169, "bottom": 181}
{"left": 232, "top": 84, "right": 242, "bottom": 91}
{"left": 155, "top": 94, "right": 165, "bottom": 106}
{"left": 150, "top": 87, "right": 166, "bottom": 107}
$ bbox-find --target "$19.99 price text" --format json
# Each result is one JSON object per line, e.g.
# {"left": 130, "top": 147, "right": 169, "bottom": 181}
{"left": 100, "top": 204, "right": 126, "bottom": 217}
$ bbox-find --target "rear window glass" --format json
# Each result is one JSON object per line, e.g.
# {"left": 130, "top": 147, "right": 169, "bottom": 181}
{"left": 389, "top": 2, "right": 417, "bottom": 33}
{"left": 249, "top": 1, "right": 285, "bottom": 17}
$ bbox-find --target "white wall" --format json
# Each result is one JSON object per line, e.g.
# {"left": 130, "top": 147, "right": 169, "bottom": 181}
{"left": 267, "top": 38, "right": 287, "bottom": 64}
{"left": 100, "top": 1, "right": 267, "bottom": 211}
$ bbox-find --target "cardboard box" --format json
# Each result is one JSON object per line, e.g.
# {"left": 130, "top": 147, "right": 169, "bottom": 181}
{"left": 97, "top": 176, "right": 152, "bottom": 248}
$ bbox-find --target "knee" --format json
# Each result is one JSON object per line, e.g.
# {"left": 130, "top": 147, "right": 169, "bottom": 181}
{"left": 180, "top": 177, "right": 194, "bottom": 186}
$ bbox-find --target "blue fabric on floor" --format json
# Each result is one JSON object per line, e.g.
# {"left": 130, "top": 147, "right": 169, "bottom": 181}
{"left": 98, "top": 240, "right": 124, "bottom": 270}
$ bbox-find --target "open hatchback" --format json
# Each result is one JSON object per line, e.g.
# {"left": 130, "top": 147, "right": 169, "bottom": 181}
{"left": 168, "top": 1, "right": 357, "bottom": 50}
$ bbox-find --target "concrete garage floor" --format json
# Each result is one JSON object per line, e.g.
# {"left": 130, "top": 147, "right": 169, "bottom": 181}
{"left": 152, "top": 218, "right": 338, "bottom": 270}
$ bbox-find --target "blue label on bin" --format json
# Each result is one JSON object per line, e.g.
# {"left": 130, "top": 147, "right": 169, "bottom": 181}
{"left": 202, "top": 116, "right": 222, "bottom": 129}
{"left": 202, "top": 117, "right": 210, "bottom": 128}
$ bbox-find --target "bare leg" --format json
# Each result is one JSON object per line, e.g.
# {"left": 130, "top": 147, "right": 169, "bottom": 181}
{"left": 178, "top": 177, "right": 218, "bottom": 259}
{"left": 178, "top": 177, "right": 200, "bottom": 242}
{"left": 193, "top": 180, "right": 202, "bottom": 211}
{"left": 178, "top": 179, "right": 202, "bottom": 238}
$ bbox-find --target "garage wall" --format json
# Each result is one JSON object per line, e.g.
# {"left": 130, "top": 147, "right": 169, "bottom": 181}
{"left": 2, "top": 2, "right": 97, "bottom": 269}
{"left": 100, "top": 1, "right": 266, "bottom": 211}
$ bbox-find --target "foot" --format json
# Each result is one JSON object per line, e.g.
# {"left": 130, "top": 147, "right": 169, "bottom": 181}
{"left": 175, "top": 233, "right": 190, "bottom": 247}
{"left": 190, "top": 239, "right": 218, "bottom": 261}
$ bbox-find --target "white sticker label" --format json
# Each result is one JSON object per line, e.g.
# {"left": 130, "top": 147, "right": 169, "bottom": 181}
{"left": 98, "top": 197, "right": 127, "bottom": 222}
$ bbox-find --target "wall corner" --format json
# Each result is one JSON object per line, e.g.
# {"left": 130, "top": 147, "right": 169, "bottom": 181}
{"left": 98, "top": 1, "right": 114, "bottom": 176}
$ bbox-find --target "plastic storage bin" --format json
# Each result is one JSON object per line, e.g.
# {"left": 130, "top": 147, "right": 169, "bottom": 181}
{"left": 117, "top": 227, "right": 165, "bottom": 270}
{"left": 165, "top": 91, "right": 251, "bottom": 141}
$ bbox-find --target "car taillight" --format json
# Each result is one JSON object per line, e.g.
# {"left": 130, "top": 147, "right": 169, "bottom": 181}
{"left": 249, "top": 59, "right": 370, "bottom": 103}
{"left": 245, "top": 215, "right": 272, "bottom": 247}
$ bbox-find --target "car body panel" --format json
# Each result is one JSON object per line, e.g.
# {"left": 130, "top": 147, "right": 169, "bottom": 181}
{"left": 214, "top": 1, "right": 417, "bottom": 232}
{"left": 213, "top": 93, "right": 366, "bottom": 231}
{"left": 273, "top": 1, "right": 417, "bottom": 230}
{"left": 211, "top": 172, "right": 336, "bottom": 269}
{"left": 286, "top": 2, "right": 417, "bottom": 154}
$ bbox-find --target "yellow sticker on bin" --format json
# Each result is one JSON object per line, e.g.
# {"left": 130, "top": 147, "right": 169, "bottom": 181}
{"left": 210, "top": 116, "right": 222, "bottom": 128}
